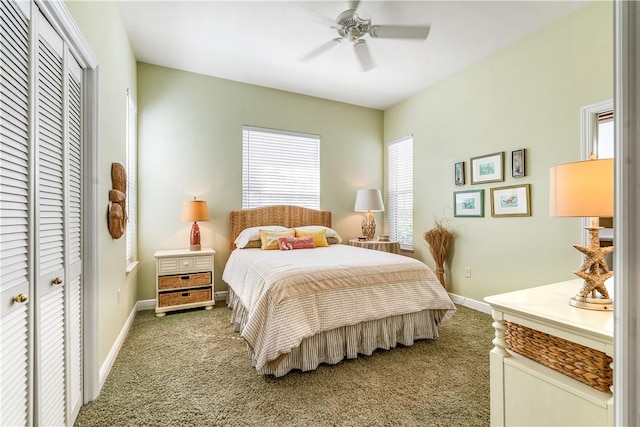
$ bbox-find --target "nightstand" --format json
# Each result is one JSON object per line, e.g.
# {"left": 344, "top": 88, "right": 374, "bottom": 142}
{"left": 485, "top": 279, "right": 613, "bottom": 426}
{"left": 154, "top": 248, "right": 215, "bottom": 317}
{"left": 348, "top": 239, "right": 401, "bottom": 254}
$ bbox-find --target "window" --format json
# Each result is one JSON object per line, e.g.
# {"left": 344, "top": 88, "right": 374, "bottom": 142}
{"left": 387, "top": 136, "right": 413, "bottom": 250}
{"left": 580, "top": 100, "right": 614, "bottom": 251}
{"left": 125, "top": 89, "right": 137, "bottom": 270}
{"left": 596, "top": 111, "right": 614, "bottom": 159}
{"left": 242, "top": 126, "right": 320, "bottom": 209}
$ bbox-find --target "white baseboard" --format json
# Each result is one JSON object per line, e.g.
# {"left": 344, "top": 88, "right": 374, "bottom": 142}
{"left": 448, "top": 292, "right": 491, "bottom": 315}
{"left": 99, "top": 301, "right": 139, "bottom": 391}
{"left": 214, "top": 291, "right": 228, "bottom": 302}
{"left": 136, "top": 299, "right": 155, "bottom": 311}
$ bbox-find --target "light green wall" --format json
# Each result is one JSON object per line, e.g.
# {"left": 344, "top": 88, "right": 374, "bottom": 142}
{"left": 137, "top": 63, "right": 384, "bottom": 300}
{"left": 384, "top": 1, "right": 613, "bottom": 300}
{"left": 65, "top": 1, "right": 138, "bottom": 367}
{"left": 63, "top": 0, "right": 611, "bottom": 373}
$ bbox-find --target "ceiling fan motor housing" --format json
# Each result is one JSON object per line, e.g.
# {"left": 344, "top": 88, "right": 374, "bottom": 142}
{"left": 336, "top": 9, "right": 371, "bottom": 42}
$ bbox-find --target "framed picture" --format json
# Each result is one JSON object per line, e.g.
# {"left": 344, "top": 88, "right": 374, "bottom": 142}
{"left": 470, "top": 152, "right": 504, "bottom": 184}
{"left": 512, "top": 149, "right": 526, "bottom": 178}
{"left": 454, "top": 161, "right": 465, "bottom": 186}
{"left": 454, "top": 189, "right": 484, "bottom": 217}
{"left": 490, "top": 184, "right": 531, "bottom": 217}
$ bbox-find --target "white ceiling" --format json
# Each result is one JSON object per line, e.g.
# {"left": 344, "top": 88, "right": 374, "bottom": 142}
{"left": 119, "top": 0, "right": 587, "bottom": 110}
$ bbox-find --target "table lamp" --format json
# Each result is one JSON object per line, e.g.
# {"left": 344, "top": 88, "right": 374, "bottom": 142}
{"left": 354, "top": 188, "right": 385, "bottom": 240}
{"left": 182, "top": 198, "right": 210, "bottom": 251}
{"left": 549, "top": 155, "right": 614, "bottom": 310}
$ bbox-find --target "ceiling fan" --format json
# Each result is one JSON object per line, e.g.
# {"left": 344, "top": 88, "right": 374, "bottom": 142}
{"left": 301, "top": 0, "right": 431, "bottom": 72}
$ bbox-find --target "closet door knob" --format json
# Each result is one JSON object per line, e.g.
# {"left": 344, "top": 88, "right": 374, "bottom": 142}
{"left": 52, "top": 277, "right": 63, "bottom": 285}
{"left": 14, "top": 294, "right": 28, "bottom": 304}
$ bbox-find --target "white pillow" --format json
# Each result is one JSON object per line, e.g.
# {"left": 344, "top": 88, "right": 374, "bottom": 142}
{"left": 234, "top": 225, "right": 289, "bottom": 248}
{"left": 294, "top": 226, "right": 342, "bottom": 244}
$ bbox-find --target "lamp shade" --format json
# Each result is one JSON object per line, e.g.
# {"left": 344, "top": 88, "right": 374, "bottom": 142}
{"left": 549, "top": 158, "right": 614, "bottom": 217}
{"left": 354, "top": 189, "right": 385, "bottom": 212}
{"left": 182, "top": 200, "right": 210, "bottom": 222}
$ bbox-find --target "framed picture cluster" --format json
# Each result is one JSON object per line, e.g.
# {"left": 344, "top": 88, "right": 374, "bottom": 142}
{"left": 454, "top": 184, "right": 531, "bottom": 218}
{"left": 453, "top": 149, "right": 530, "bottom": 218}
{"left": 454, "top": 149, "right": 526, "bottom": 186}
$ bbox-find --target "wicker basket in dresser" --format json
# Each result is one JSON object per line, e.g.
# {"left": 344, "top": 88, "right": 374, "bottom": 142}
{"left": 154, "top": 248, "right": 215, "bottom": 317}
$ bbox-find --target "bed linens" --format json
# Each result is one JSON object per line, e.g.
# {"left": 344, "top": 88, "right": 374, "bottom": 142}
{"left": 222, "top": 244, "right": 456, "bottom": 373}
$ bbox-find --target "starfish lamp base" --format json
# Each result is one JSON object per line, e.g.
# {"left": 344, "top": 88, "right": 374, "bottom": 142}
{"left": 570, "top": 226, "right": 614, "bottom": 311}
{"left": 570, "top": 295, "right": 613, "bottom": 311}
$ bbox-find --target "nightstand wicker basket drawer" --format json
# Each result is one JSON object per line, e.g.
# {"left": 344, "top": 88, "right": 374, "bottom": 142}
{"left": 505, "top": 321, "right": 613, "bottom": 392}
{"left": 158, "top": 272, "right": 212, "bottom": 290}
{"left": 158, "top": 288, "right": 212, "bottom": 307}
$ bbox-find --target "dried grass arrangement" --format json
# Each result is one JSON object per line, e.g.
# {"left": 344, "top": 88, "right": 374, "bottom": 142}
{"left": 424, "top": 218, "right": 453, "bottom": 287}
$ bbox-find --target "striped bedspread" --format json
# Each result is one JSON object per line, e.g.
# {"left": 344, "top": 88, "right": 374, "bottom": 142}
{"left": 222, "top": 244, "right": 456, "bottom": 371}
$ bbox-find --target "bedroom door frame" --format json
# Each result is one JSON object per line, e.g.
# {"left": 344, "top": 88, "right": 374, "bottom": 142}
{"left": 613, "top": 1, "right": 640, "bottom": 424}
{"left": 37, "top": 0, "right": 101, "bottom": 404}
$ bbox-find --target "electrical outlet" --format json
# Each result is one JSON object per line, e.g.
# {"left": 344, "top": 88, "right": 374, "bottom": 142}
{"left": 464, "top": 267, "right": 472, "bottom": 278}
{"left": 116, "top": 288, "right": 121, "bottom": 304}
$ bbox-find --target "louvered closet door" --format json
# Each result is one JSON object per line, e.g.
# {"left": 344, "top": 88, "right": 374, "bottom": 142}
{"left": 65, "top": 52, "right": 83, "bottom": 424}
{"left": 35, "top": 11, "right": 66, "bottom": 427}
{"left": 0, "top": 1, "right": 32, "bottom": 426}
{"left": 1, "top": 3, "right": 85, "bottom": 426}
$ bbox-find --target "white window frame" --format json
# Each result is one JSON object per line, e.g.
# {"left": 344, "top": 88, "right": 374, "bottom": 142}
{"left": 581, "top": 99, "right": 614, "bottom": 160}
{"left": 387, "top": 135, "right": 413, "bottom": 251}
{"left": 580, "top": 99, "right": 613, "bottom": 247}
{"left": 242, "top": 126, "right": 320, "bottom": 209}
{"left": 125, "top": 89, "right": 137, "bottom": 272}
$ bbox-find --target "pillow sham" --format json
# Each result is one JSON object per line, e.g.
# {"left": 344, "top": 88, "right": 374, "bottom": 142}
{"left": 294, "top": 226, "right": 342, "bottom": 244}
{"left": 234, "top": 225, "right": 289, "bottom": 249}
{"left": 260, "top": 229, "right": 295, "bottom": 250}
{"left": 295, "top": 229, "right": 328, "bottom": 247}
{"left": 278, "top": 236, "right": 315, "bottom": 251}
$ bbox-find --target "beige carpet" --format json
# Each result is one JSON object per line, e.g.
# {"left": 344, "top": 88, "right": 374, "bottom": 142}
{"left": 74, "top": 303, "right": 492, "bottom": 427}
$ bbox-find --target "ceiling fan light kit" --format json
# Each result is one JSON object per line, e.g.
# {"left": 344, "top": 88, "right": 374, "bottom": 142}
{"left": 302, "top": 1, "right": 431, "bottom": 72}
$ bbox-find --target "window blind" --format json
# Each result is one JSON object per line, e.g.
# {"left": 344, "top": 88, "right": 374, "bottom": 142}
{"left": 125, "top": 90, "right": 137, "bottom": 264}
{"left": 388, "top": 136, "right": 413, "bottom": 250}
{"left": 242, "top": 126, "right": 320, "bottom": 209}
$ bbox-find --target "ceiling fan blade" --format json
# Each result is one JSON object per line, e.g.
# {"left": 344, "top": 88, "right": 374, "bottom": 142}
{"left": 301, "top": 38, "right": 343, "bottom": 62}
{"left": 287, "top": 2, "right": 336, "bottom": 28}
{"left": 354, "top": 40, "right": 374, "bottom": 72}
{"left": 369, "top": 25, "right": 431, "bottom": 40}
{"left": 348, "top": 0, "right": 361, "bottom": 12}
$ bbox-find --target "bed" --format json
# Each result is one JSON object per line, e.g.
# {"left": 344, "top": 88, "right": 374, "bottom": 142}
{"left": 222, "top": 205, "right": 456, "bottom": 376}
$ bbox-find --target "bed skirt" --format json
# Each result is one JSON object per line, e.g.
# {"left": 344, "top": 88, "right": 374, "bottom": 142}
{"left": 227, "top": 288, "right": 440, "bottom": 377}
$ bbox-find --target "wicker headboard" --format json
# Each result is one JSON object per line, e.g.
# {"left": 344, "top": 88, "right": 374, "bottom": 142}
{"left": 229, "top": 205, "right": 332, "bottom": 251}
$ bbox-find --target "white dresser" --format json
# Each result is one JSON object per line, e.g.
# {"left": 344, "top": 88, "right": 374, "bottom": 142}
{"left": 485, "top": 279, "right": 613, "bottom": 426}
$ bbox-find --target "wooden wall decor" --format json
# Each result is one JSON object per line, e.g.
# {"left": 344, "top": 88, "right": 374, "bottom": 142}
{"left": 108, "top": 162, "right": 128, "bottom": 239}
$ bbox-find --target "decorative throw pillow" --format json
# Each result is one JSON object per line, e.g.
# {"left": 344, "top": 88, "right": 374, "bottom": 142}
{"left": 278, "top": 236, "right": 316, "bottom": 251}
{"left": 295, "top": 229, "right": 328, "bottom": 247}
{"left": 242, "top": 239, "right": 263, "bottom": 249}
{"left": 259, "top": 229, "right": 295, "bottom": 250}
{"left": 294, "top": 226, "right": 343, "bottom": 244}
{"left": 235, "top": 225, "right": 289, "bottom": 248}
{"left": 326, "top": 236, "right": 340, "bottom": 245}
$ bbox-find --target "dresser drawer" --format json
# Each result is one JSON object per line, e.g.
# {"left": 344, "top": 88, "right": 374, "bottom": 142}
{"left": 158, "top": 288, "right": 212, "bottom": 307}
{"left": 157, "top": 255, "right": 212, "bottom": 274}
{"left": 158, "top": 272, "right": 212, "bottom": 290}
